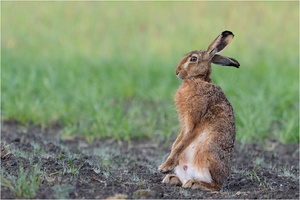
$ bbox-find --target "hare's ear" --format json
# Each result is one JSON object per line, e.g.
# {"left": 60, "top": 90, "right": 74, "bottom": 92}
{"left": 211, "top": 54, "right": 240, "bottom": 68}
{"left": 207, "top": 31, "right": 234, "bottom": 56}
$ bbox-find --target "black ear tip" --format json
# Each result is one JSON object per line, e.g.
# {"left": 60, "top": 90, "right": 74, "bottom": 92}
{"left": 228, "top": 60, "right": 240, "bottom": 68}
{"left": 222, "top": 30, "right": 234, "bottom": 37}
{"left": 228, "top": 63, "right": 240, "bottom": 68}
{"left": 235, "top": 62, "right": 240, "bottom": 68}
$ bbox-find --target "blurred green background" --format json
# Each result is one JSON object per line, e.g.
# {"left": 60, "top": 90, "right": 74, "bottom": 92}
{"left": 2, "top": 1, "right": 299, "bottom": 143}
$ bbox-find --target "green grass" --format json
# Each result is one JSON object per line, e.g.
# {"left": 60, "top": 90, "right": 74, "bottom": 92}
{"left": 2, "top": 1, "right": 299, "bottom": 143}
{"left": 1, "top": 164, "right": 42, "bottom": 198}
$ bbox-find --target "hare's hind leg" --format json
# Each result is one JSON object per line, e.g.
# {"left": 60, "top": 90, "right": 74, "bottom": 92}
{"left": 183, "top": 179, "right": 220, "bottom": 191}
{"left": 162, "top": 174, "right": 182, "bottom": 186}
{"left": 185, "top": 141, "right": 230, "bottom": 191}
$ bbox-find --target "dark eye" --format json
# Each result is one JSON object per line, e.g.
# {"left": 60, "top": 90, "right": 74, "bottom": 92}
{"left": 190, "top": 56, "right": 197, "bottom": 62}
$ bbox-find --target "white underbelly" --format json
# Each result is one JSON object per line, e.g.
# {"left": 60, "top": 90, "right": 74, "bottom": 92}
{"left": 174, "top": 131, "right": 212, "bottom": 184}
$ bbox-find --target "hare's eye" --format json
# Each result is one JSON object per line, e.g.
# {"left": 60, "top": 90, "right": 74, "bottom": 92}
{"left": 190, "top": 56, "right": 197, "bottom": 62}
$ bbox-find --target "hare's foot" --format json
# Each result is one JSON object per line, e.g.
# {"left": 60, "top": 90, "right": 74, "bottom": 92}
{"left": 162, "top": 174, "right": 181, "bottom": 186}
{"left": 182, "top": 180, "right": 219, "bottom": 191}
{"left": 158, "top": 158, "right": 177, "bottom": 173}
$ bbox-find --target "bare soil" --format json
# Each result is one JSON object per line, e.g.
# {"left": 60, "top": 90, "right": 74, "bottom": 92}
{"left": 1, "top": 121, "right": 299, "bottom": 199}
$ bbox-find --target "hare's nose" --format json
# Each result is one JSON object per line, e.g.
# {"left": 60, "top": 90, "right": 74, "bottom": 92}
{"left": 175, "top": 71, "right": 179, "bottom": 75}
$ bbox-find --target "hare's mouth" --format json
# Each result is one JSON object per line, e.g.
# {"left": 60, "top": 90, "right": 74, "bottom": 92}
{"left": 175, "top": 71, "right": 181, "bottom": 78}
{"left": 176, "top": 72, "right": 184, "bottom": 80}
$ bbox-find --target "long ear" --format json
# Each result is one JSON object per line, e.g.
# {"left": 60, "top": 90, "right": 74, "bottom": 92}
{"left": 211, "top": 54, "right": 240, "bottom": 68}
{"left": 207, "top": 31, "right": 234, "bottom": 56}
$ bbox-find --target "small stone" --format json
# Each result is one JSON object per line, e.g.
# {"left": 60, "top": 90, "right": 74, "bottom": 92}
{"left": 106, "top": 194, "right": 127, "bottom": 199}
{"left": 134, "top": 189, "right": 163, "bottom": 199}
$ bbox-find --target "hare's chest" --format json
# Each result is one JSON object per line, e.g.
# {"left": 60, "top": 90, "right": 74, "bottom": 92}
{"left": 175, "top": 82, "right": 208, "bottom": 105}
{"left": 175, "top": 88, "right": 207, "bottom": 123}
{"left": 175, "top": 87, "right": 199, "bottom": 109}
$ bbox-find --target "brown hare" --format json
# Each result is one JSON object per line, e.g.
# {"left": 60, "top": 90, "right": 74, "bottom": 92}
{"left": 158, "top": 31, "right": 240, "bottom": 191}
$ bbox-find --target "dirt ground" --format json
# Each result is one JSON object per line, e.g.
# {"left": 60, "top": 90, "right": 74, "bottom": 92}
{"left": 1, "top": 121, "right": 299, "bottom": 199}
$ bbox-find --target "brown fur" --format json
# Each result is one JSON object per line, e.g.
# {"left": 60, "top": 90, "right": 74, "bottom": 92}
{"left": 158, "top": 31, "right": 239, "bottom": 191}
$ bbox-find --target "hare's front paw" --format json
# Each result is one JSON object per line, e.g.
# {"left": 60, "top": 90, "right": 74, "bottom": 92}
{"left": 158, "top": 158, "right": 177, "bottom": 173}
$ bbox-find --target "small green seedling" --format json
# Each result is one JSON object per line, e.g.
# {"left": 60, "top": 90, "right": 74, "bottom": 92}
{"left": 250, "top": 170, "right": 261, "bottom": 182}
{"left": 63, "top": 158, "right": 84, "bottom": 176}
{"left": 57, "top": 152, "right": 65, "bottom": 160}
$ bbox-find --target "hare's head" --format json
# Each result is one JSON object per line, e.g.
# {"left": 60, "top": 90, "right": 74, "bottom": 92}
{"left": 175, "top": 31, "right": 240, "bottom": 82}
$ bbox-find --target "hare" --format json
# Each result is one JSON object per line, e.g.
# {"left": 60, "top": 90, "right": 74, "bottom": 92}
{"left": 158, "top": 31, "right": 240, "bottom": 191}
